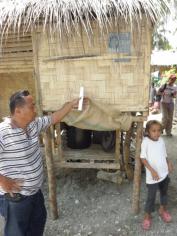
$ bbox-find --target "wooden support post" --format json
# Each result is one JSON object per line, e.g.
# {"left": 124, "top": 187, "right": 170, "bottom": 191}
{"left": 31, "top": 31, "right": 43, "bottom": 116}
{"left": 44, "top": 126, "right": 59, "bottom": 219}
{"left": 115, "top": 129, "right": 121, "bottom": 168}
{"left": 124, "top": 124, "right": 134, "bottom": 180}
{"left": 50, "top": 123, "right": 56, "bottom": 156}
{"left": 55, "top": 123, "right": 64, "bottom": 162}
{"left": 132, "top": 122, "right": 143, "bottom": 214}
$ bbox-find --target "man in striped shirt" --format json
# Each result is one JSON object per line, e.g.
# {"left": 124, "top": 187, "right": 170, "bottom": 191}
{"left": 0, "top": 90, "right": 79, "bottom": 236}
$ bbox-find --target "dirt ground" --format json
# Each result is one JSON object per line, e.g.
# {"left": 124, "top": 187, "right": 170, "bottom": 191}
{"left": 1, "top": 118, "right": 177, "bottom": 236}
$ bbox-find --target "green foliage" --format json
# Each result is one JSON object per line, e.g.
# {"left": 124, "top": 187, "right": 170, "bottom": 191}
{"left": 152, "top": 1, "right": 177, "bottom": 50}
{"left": 160, "top": 67, "right": 177, "bottom": 85}
{"left": 151, "top": 76, "right": 160, "bottom": 86}
{"left": 152, "top": 27, "right": 172, "bottom": 50}
{"left": 151, "top": 66, "right": 177, "bottom": 86}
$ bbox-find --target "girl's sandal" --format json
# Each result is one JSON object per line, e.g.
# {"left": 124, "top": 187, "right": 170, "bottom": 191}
{"left": 142, "top": 218, "right": 152, "bottom": 230}
{"left": 159, "top": 211, "right": 172, "bottom": 223}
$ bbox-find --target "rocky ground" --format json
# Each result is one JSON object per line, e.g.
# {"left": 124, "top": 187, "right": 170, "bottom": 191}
{"left": 1, "top": 117, "right": 177, "bottom": 236}
{"left": 44, "top": 117, "right": 177, "bottom": 236}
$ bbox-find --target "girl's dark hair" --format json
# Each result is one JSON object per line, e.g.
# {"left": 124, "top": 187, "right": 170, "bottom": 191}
{"left": 9, "top": 90, "right": 30, "bottom": 114}
{"left": 144, "top": 120, "right": 162, "bottom": 137}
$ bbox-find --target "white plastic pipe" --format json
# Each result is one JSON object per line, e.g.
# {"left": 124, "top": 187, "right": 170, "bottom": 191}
{"left": 78, "top": 86, "right": 84, "bottom": 111}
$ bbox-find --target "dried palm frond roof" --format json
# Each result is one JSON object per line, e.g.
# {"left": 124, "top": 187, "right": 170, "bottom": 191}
{"left": 0, "top": 0, "right": 170, "bottom": 37}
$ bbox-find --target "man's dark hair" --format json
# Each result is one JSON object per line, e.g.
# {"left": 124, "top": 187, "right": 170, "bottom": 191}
{"left": 9, "top": 90, "right": 30, "bottom": 114}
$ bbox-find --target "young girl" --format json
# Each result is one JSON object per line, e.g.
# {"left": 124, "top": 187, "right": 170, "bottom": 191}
{"left": 141, "top": 120, "right": 173, "bottom": 230}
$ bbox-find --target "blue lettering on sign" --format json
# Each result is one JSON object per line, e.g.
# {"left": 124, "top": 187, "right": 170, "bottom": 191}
{"left": 108, "top": 32, "right": 131, "bottom": 54}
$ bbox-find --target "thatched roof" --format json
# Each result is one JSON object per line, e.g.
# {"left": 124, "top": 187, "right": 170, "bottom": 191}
{"left": 0, "top": 0, "right": 170, "bottom": 37}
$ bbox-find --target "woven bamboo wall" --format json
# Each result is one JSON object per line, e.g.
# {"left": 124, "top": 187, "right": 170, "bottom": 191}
{"left": 0, "top": 32, "right": 35, "bottom": 119}
{"left": 0, "top": 32, "right": 33, "bottom": 73}
{"left": 34, "top": 19, "right": 152, "bottom": 112}
{"left": 0, "top": 72, "right": 35, "bottom": 119}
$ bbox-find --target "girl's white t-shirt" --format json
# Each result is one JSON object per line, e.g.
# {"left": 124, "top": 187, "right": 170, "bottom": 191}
{"left": 140, "top": 137, "right": 168, "bottom": 184}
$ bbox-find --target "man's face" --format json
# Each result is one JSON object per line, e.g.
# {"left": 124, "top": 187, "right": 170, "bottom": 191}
{"left": 18, "top": 95, "right": 37, "bottom": 124}
{"left": 168, "top": 76, "right": 176, "bottom": 85}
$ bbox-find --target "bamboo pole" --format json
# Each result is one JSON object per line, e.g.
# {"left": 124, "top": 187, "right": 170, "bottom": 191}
{"left": 31, "top": 30, "right": 43, "bottom": 116}
{"left": 132, "top": 122, "right": 143, "bottom": 214}
{"left": 124, "top": 124, "right": 134, "bottom": 180}
{"left": 51, "top": 123, "right": 56, "bottom": 156}
{"left": 115, "top": 130, "right": 121, "bottom": 168}
{"left": 43, "top": 54, "right": 99, "bottom": 62}
{"left": 55, "top": 123, "right": 64, "bottom": 162}
{"left": 44, "top": 126, "right": 59, "bottom": 219}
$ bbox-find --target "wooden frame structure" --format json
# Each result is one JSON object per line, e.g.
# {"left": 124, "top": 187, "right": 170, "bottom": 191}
{"left": 29, "top": 18, "right": 152, "bottom": 218}
{"left": 0, "top": 0, "right": 170, "bottom": 220}
{"left": 43, "top": 114, "right": 145, "bottom": 219}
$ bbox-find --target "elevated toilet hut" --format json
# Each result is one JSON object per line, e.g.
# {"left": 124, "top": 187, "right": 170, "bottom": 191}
{"left": 0, "top": 0, "right": 169, "bottom": 219}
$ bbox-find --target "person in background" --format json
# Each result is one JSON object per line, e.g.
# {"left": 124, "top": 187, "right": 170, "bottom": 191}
{"left": 0, "top": 90, "right": 81, "bottom": 236}
{"left": 158, "top": 74, "right": 177, "bottom": 136}
{"left": 149, "top": 82, "right": 156, "bottom": 107}
{"left": 141, "top": 120, "right": 173, "bottom": 230}
{"left": 149, "top": 82, "right": 160, "bottom": 114}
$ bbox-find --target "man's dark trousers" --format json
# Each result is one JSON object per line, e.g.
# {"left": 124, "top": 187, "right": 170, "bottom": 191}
{"left": 0, "top": 190, "right": 47, "bottom": 236}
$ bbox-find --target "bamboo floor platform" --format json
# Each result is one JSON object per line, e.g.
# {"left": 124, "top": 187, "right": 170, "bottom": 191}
{"left": 54, "top": 144, "right": 120, "bottom": 170}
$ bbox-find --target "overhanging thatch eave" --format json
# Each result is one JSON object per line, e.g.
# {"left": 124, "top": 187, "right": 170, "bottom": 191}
{"left": 0, "top": 0, "right": 170, "bottom": 39}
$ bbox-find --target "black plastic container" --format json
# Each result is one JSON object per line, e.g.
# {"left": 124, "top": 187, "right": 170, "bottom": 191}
{"left": 67, "top": 126, "right": 92, "bottom": 149}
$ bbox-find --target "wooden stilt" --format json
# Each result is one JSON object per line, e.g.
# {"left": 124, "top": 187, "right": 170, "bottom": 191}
{"left": 55, "top": 123, "right": 64, "bottom": 162}
{"left": 115, "top": 130, "right": 121, "bottom": 168}
{"left": 51, "top": 124, "right": 56, "bottom": 156}
{"left": 124, "top": 124, "right": 134, "bottom": 180}
{"left": 31, "top": 31, "right": 43, "bottom": 116}
{"left": 44, "top": 126, "right": 59, "bottom": 219}
{"left": 132, "top": 122, "right": 143, "bottom": 214}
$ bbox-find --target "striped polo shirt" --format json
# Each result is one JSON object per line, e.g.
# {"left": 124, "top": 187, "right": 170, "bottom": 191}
{"left": 0, "top": 116, "right": 52, "bottom": 196}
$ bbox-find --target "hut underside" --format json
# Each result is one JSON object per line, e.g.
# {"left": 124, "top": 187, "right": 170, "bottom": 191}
{"left": 44, "top": 114, "right": 146, "bottom": 219}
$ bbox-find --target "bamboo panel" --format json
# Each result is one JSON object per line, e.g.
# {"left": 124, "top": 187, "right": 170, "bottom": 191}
{"left": 0, "top": 31, "right": 33, "bottom": 73}
{"left": 2, "top": 46, "right": 32, "bottom": 53}
{"left": 0, "top": 52, "right": 33, "bottom": 59}
{"left": 0, "top": 58, "right": 33, "bottom": 62}
{"left": 2, "top": 42, "right": 32, "bottom": 48}
{"left": 0, "top": 72, "right": 35, "bottom": 118}
{"left": 0, "top": 68, "right": 34, "bottom": 73}
{"left": 1, "top": 37, "right": 32, "bottom": 43}
{"left": 0, "top": 63, "right": 33, "bottom": 69}
{"left": 34, "top": 19, "right": 152, "bottom": 112}
{"left": 0, "top": 61, "right": 33, "bottom": 65}
{"left": 0, "top": 32, "right": 31, "bottom": 36}
{"left": 39, "top": 57, "right": 148, "bottom": 111}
